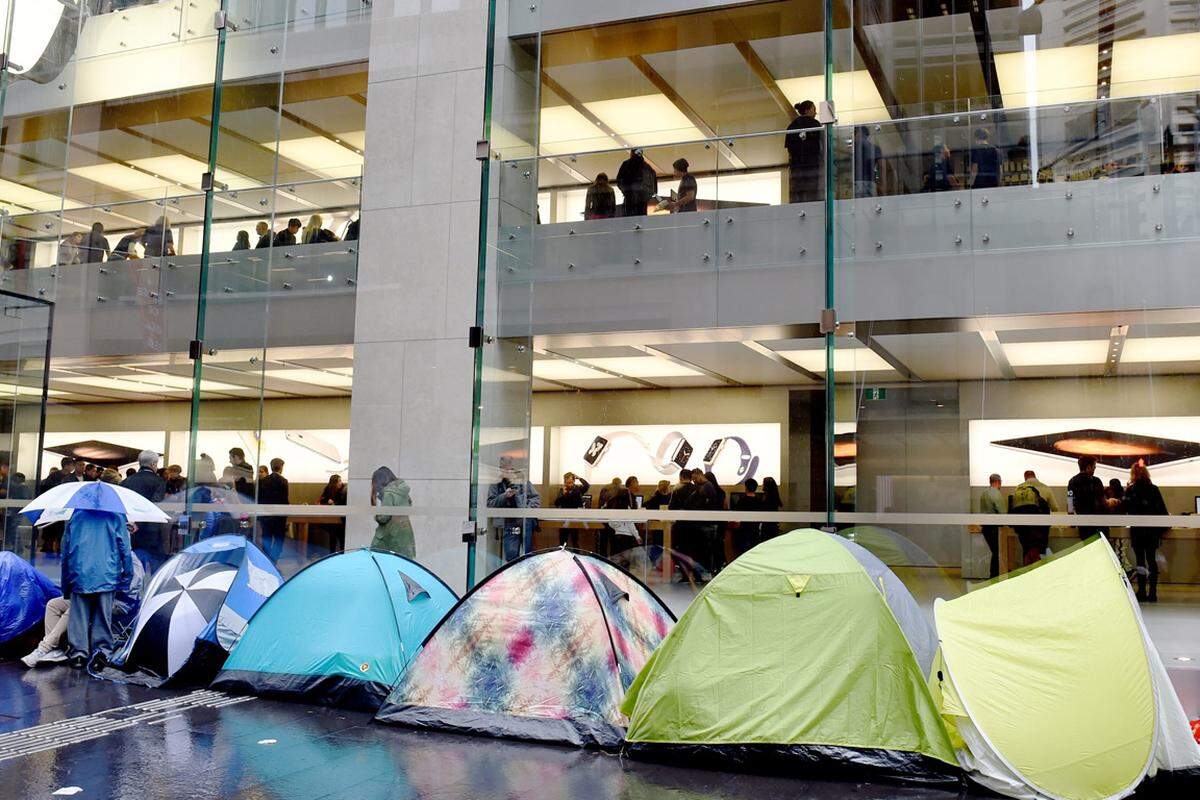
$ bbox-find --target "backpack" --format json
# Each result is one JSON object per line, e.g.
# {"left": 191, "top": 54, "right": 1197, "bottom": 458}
{"left": 1010, "top": 483, "right": 1049, "bottom": 514}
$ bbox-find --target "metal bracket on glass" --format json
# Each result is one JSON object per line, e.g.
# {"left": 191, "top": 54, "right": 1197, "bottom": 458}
{"left": 188, "top": 339, "right": 203, "bottom": 360}
{"left": 819, "top": 308, "right": 838, "bottom": 335}
{"left": 475, "top": 139, "right": 491, "bottom": 161}
{"left": 461, "top": 520, "right": 480, "bottom": 543}
{"left": 468, "top": 326, "right": 485, "bottom": 348}
{"left": 0, "top": 54, "right": 7, "bottom": 71}
{"left": 817, "top": 100, "right": 837, "bottom": 125}
{"left": 213, "top": 10, "right": 238, "bottom": 32}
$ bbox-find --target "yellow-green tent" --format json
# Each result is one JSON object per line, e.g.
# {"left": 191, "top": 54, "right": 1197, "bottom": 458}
{"left": 931, "top": 537, "right": 1200, "bottom": 800}
{"left": 620, "top": 528, "right": 960, "bottom": 785}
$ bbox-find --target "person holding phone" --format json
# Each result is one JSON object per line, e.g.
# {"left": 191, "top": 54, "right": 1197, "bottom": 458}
{"left": 553, "top": 472, "right": 590, "bottom": 547}
{"left": 488, "top": 456, "right": 540, "bottom": 562}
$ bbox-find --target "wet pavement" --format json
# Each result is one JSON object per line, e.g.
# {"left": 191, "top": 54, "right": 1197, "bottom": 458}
{"left": 0, "top": 662, "right": 965, "bottom": 800}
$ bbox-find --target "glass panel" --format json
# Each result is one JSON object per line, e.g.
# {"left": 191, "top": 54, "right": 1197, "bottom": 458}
{"left": 0, "top": 290, "right": 52, "bottom": 566}
{"left": 188, "top": 1, "right": 366, "bottom": 578}
{"left": 832, "top": 0, "right": 1200, "bottom": 707}
{"left": 473, "top": 4, "right": 831, "bottom": 612}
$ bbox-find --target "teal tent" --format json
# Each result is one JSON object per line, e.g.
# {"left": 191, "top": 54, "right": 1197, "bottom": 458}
{"left": 212, "top": 549, "right": 457, "bottom": 710}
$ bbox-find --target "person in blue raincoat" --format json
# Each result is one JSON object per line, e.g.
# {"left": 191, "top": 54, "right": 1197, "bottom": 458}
{"left": 61, "top": 509, "right": 133, "bottom": 667}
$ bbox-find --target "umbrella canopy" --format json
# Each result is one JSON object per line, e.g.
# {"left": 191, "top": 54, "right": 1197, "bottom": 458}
{"left": 20, "top": 480, "right": 170, "bottom": 525}
{"left": 105, "top": 535, "right": 281, "bottom": 686}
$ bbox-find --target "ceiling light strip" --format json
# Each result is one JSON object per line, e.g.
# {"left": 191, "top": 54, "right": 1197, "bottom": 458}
{"left": 740, "top": 340, "right": 821, "bottom": 382}
{"left": 633, "top": 344, "right": 740, "bottom": 385}
{"left": 537, "top": 347, "right": 660, "bottom": 389}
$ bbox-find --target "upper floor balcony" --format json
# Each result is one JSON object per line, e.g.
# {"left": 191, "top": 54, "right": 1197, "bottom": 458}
{"left": 493, "top": 92, "right": 1200, "bottom": 338}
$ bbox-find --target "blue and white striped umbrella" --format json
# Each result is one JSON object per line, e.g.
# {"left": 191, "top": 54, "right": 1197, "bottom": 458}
{"left": 20, "top": 481, "right": 171, "bottom": 525}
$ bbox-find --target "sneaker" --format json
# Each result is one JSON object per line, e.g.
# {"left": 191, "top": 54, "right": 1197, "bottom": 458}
{"left": 40, "top": 648, "right": 69, "bottom": 664}
{"left": 19, "top": 645, "right": 51, "bottom": 668}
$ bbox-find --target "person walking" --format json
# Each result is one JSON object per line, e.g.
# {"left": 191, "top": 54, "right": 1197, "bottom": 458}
{"left": 1123, "top": 462, "right": 1168, "bottom": 603}
{"left": 979, "top": 473, "right": 1004, "bottom": 578}
{"left": 1068, "top": 455, "right": 1109, "bottom": 540}
{"left": 256, "top": 458, "right": 290, "bottom": 564}
{"left": 853, "top": 126, "right": 879, "bottom": 197}
{"left": 785, "top": 100, "right": 823, "bottom": 203}
{"left": 371, "top": 466, "right": 416, "bottom": 558}
{"left": 584, "top": 173, "right": 616, "bottom": 220}
{"left": 615, "top": 149, "right": 657, "bottom": 217}
{"left": 121, "top": 450, "right": 167, "bottom": 571}
{"left": 62, "top": 508, "right": 133, "bottom": 668}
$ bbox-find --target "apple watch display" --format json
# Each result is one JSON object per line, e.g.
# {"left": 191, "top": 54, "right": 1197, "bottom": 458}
{"left": 583, "top": 435, "right": 610, "bottom": 465}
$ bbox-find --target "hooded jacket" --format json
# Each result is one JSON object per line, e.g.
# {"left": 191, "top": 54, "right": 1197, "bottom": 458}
{"left": 62, "top": 509, "right": 133, "bottom": 596}
{"left": 372, "top": 478, "right": 416, "bottom": 558}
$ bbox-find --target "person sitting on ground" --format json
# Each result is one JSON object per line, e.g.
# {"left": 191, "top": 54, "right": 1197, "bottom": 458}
{"left": 273, "top": 218, "right": 303, "bottom": 246}
{"left": 21, "top": 557, "right": 144, "bottom": 668}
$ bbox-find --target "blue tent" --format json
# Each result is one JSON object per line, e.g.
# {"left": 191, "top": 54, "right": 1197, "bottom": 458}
{"left": 0, "top": 552, "right": 60, "bottom": 649}
{"left": 105, "top": 535, "right": 281, "bottom": 686}
{"left": 212, "top": 549, "right": 457, "bottom": 710}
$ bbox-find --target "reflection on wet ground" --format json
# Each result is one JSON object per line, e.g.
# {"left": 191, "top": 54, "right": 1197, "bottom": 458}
{"left": 0, "top": 663, "right": 962, "bottom": 800}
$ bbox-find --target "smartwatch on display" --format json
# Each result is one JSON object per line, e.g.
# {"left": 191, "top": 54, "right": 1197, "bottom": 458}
{"left": 582, "top": 431, "right": 693, "bottom": 475}
{"left": 702, "top": 436, "right": 759, "bottom": 483}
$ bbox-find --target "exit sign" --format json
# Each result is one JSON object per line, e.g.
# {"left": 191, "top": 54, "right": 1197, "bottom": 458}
{"left": 864, "top": 388, "right": 887, "bottom": 400}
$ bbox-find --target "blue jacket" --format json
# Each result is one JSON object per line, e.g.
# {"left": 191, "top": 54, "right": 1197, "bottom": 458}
{"left": 62, "top": 510, "right": 134, "bottom": 596}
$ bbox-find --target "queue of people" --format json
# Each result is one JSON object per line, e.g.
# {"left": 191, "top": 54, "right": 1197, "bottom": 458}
{"left": 979, "top": 456, "right": 1169, "bottom": 601}
{"left": 499, "top": 467, "right": 782, "bottom": 579}
{"left": 19, "top": 213, "right": 361, "bottom": 271}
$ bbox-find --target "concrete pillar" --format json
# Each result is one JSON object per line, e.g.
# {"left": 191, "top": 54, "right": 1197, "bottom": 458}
{"left": 347, "top": 0, "right": 491, "bottom": 590}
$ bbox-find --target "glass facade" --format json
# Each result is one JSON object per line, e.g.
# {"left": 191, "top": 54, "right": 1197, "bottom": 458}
{"left": 0, "top": 0, "right": 1197, "bottom": 718}
{"left": 472, "top": 0, "right": 1200, "bottom": 700}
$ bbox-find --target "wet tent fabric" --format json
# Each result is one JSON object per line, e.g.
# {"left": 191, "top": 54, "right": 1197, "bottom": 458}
{"left": 620, "top": 528, "right": 959, "bottom": 784}
{"left": 213, "top": 549, "right": 458, "bottom": 710}
{"left": 106, "top": 535, "right": 281, "bottom": 686}
{"left": 932, "top": 537, "right": 1200, "bottom": 800}
{"left": 0, "top": 552, "right": 60, "bottom": 646}
{"left": 375, "top": 548, "right": 675, "bottom": 749}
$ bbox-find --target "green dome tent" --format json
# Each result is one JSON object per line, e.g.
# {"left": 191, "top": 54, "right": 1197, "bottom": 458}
{"left": 620, "top": 528, "right": 959, "bottom": 784}
{"left": 931, "top": 536, "right": 1200, "bottom": 800}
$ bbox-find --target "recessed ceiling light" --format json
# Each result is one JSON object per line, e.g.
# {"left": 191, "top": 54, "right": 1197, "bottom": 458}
{"left": 776, "top": 71, "right": 890, "bottom": 125}
{"left": 777, "top": 347, "right": 893, "bottom": 373}
{"left": 1176, "top": 656, "right": 1194, "bottom": 662}
{"left": 581, "top": 357, "right": 700, "bottom": 378}
{"left": 994, "top": 44, "right": 1099, "bottom": 107}
{"left": 1001, "top": 340, "right": 1109, "bottom": 367}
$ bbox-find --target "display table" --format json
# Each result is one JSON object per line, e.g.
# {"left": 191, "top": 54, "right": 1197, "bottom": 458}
{"left": 534, "top": 520, "right": 680, "bottom": 583}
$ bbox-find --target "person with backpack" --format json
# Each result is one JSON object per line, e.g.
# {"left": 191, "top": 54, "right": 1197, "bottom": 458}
{"left": 1009, "top": 469, "right": 1054, "bottom": 567}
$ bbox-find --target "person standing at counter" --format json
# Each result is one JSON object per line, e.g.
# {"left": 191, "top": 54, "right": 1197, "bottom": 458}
{"left": 644, "top": 480, "right": 672, "bottom": 510}
{"left": 1123, "top": 462, "right": 1168, "bottom": 603}
{"left": 83, "top": 223, "right": 111, "bottom": 263}
{"left": 552, "top": 472, "right": 589, "bottom": 547}
{"left": 141, "top": 216, "right": 175, "bottom": 258}
{"left": 730, "top": 478, "right": 762, "bottom": 556}
{"left": 1009, "top": 470, "right": 1053, "bottom": 566}
{"left": 979, "top": 473, "right": 1004, "bottom": 578}
{"left": 1068, "top": 455, "right": 1109, "bottom": 540}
